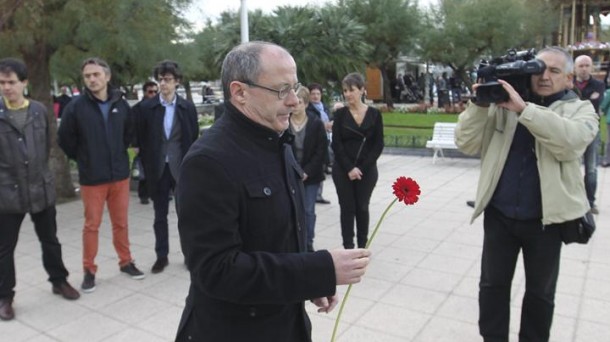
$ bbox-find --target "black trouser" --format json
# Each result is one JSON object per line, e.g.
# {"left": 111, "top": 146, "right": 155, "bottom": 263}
{"left": 138, "top": 179, "right": 148, "bottom": 200}
{"left": 332, "top": 165, "right": 378, "bottom": 248}
{"left": 480, "top": 206, "right": 562, "bottom": 342}
{"left": 151, "top": 164, "right": 176, "bottom": 258}
{"left": 0, "top": 206, "right": 69, "bottom": 299}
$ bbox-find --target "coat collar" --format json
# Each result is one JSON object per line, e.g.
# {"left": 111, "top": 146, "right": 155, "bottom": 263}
{"left": 224, "top": 101, "right": 294, "bottom": 150}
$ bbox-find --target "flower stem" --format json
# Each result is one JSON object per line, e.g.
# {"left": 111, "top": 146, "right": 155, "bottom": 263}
{"left": 330, "top": 198, "right": 398, "bottom": 342}
{"left": 365, "top": 198, "right": 397, "bottom": 249}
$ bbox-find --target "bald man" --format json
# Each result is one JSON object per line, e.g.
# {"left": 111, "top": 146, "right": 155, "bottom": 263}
{"left": 574, "top": 55, "right": 604, "bottom": 214}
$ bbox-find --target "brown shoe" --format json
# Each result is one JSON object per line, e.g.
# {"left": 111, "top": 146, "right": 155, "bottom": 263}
{"left": 151, "top": 257, "right": 169, "bottom": 274}
{"left": 0, "top": 298, "right": 14, "bottom": 321}
{"left": 52, "top": 281, "right": 81, "bottom": 300}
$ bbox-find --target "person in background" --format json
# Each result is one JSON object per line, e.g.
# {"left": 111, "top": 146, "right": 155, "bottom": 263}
{"left": 599, "top": 86, "right": 610, "bottom": 167}
{"left": 306, "top": 83, "right": 332, "bottom": 204}
{"left": 53, "top": 85, "right": 72, "bottom": 119}
{"left": 58, "top": 57, "right": 145, "bottom": 294}
{"left": 0, "top": 58, "right": 80, "bottom": 321}
{"left": 456, "top": 46, "right": 597, "bottom": 342}
{"left": 132, "top": 81, "right": 159, "bottom": 205}
{"left": 331, "top": 72, "right": 384, "bottom": 249}
{"left": 574, "top": 54, "right": 604, "bottom": 214}
{"left": 290, "top": 87, "right": 327, "bottom": 252}
{"left": 175, "top": 41, "right": 371, "bottom": 342}
{"left": 133, "top": 60, "right": 199, "bottom": 274}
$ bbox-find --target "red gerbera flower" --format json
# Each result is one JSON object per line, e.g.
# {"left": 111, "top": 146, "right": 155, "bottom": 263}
{"left": 392, "top": 176, "right": 421, "bottom": 205}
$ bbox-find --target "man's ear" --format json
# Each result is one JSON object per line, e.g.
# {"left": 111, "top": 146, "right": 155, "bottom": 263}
{"left": 230, "top": 81, "right": 247, "bottom": 104}
{"left": 566, "top": 73, "right": 574, "bottom": 89}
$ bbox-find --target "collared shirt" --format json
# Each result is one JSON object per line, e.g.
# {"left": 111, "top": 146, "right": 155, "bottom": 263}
{"left": 161, "top": 94, "right": 177, "bottom": 139}
{"left": 3, "top": 98, "right": 29, "bottom": 110}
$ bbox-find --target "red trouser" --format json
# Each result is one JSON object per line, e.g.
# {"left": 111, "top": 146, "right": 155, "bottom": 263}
{"left": 80, "top": 178, "right": 132, "bottom": 273}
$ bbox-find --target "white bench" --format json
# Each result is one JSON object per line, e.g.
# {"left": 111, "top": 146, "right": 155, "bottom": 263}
{"left": 425, "top": 122, "right": 458, "bottom": 164}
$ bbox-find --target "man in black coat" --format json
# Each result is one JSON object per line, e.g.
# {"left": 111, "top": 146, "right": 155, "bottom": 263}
{"left": 175, "top": 41, "right": 372, "bottom": 342}
{"left": 131, "top": 81, "right": 159, "bottom": 205}
{"left": 58, "top": 57, "right": 145, "bottom": 293}
{"left": 574, "top": 54, "right": 605, "bottom": 214}
{"left": 0, "top": 58, "right": 79, "bottom": 321}
{"left": 133, "top": 61, "right": 199, "bottom": 273}
{"left": 306, "top": 83, "right": 333, "bottom": 204}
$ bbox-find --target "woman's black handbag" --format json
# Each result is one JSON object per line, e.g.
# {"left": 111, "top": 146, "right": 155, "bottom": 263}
{"left": 559, "top": 211, "right": 595, "bottom": 244}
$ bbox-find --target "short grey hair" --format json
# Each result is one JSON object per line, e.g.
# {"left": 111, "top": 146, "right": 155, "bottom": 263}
{"left": 220, "top": 41, "right": 290, "bottom": 101}
{"left": 81, "top": 57, "right": 111, "bottom": 76}
{"left": 537, "top": 46, "right": 574, "bottom": 74}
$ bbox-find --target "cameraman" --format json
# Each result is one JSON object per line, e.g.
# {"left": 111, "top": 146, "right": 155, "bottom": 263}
{"left": 455, "top": 46, "right": 598, "bottom": 342}
{"left": 574, "top": 55, "right": 604, "bottom": 214}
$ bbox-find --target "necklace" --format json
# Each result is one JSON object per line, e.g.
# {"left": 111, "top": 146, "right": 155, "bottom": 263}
{"left": 291, "top": 115, "right": 307, "bottom": 131}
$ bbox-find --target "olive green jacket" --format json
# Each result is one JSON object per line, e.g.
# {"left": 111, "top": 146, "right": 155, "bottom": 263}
{"left": 455, "top": 92, "right": 598, "bottom": 225}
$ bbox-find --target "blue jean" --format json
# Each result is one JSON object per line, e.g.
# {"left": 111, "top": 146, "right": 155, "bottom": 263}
{"left": 583, "top": 132, "right": 600, "bottom": 207}
{"left": 303, "top": 183, "right": 320, "bottom": 251}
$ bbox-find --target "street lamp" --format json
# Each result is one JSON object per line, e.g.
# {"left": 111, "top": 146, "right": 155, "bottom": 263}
{"left": 240, "top": 0, "right": 249, "bottom": 43}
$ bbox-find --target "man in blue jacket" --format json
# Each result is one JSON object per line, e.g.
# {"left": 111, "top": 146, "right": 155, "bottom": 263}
{"left": 58, "top": 57, "right": 144, "bottom": 294}
{"left": 133, "top": 60, "right": 199, "bottom": 273}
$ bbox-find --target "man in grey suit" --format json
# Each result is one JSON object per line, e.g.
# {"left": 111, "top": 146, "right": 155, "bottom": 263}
{"left": 133, "top": 60, "right": 199, "bottom": 273}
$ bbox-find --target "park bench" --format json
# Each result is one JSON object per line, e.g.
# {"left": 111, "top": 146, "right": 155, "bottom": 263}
{"left": 425, "top": 122, "right": 458, "bottom": 164}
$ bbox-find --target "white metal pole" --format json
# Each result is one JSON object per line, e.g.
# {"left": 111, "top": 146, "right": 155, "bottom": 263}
{"left": 240, "top": 0, "right": 249, "bottom": 43}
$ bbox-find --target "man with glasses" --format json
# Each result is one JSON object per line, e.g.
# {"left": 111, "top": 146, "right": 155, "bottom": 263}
{"left": 133, "top": 60, "right": 198, "bottom": 274}
{"left": 132, "top": 81, "right": 159, "bottom": 205}
{"left": 175, "top": 41, "right": 371, "bottom": 342}
{"left": 58, "top": 57, "right": 145, "bottom": 293}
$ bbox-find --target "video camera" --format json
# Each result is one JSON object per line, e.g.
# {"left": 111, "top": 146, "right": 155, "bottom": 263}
{"left": 475, "top": 48, "right": 546, "bottom": 105}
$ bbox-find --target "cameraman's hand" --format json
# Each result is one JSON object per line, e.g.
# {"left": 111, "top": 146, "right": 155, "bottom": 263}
{"left": 496, "top": 79, "right": 527, "bottom": 113}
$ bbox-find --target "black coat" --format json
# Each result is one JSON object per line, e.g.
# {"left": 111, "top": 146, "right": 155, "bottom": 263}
{"left": 58, "top": 89, "right": 133, "bottom": 185}
{"left": 289, "top": 112, "right": 327, "bottom": 185}
{"left": 0, "top": 100, "right": 55, "bottom": 214}
{"left": 331, "top": 106, "right": 384, "bottom": 172}
{"left": 175, "top": 102, "right": 336, "bottom": 342}
{"left": 306, "top": 102, "right": 332, "bottom": 121}
{"left": 576, "top": 76, "right": 605, "bottom": 113}
{"left": 133, "top": 94, "right": 199, "bottom": 195}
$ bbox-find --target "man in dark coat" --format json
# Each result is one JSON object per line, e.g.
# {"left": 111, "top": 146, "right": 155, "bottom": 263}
{"left": 175, "top": 41, "right": 372, "bottom": 342}
{"left": 574, "top": 54, "right": 604, "bottom": 214}
{"left": 131, "top": 81, "right": 159, "bottom": 205}
{"left": 0, "top": 58, "right": 80, "bottom": 321}
{"left": 133, "top": 61, "right": 199, "bottom": 273}
{"left": 306, "top": 82, "right": 333, "bottom": 204}
{"left": 58, "top": 57, "right": 145, "bottom": 293}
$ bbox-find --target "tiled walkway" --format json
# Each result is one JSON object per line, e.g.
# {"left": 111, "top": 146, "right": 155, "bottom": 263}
{"left": 3, "top": 154, "right": 609, "bottom": 341}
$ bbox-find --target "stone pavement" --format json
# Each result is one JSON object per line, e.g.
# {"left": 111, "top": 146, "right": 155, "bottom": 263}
{"left": 3, "top": 154, "right": 609, "bottom": 342}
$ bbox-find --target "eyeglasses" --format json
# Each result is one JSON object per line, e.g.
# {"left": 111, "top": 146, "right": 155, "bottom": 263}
{"left": 244, "top": 81, "right": 301, "bottom": 99}
{"left": 157, "top": 76, "right": 175, "bottom": 83}
{"left": 146, "top": 89, "right": 158, "bottom": 94}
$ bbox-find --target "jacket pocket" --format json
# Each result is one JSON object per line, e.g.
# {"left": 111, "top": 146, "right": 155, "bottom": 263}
{"left": 0, "top": 183, "right": 21, "bottom": 213}
{"left": 43, "top": 172, "right": 56, "bottom": 207}
{"left": 243, "top": 177, "right": 286, "bottom": 237}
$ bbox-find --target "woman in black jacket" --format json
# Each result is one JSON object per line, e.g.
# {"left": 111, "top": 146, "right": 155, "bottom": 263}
{"left": 289, "top": 87, "right": 327, "bottom": 252}
{"left": 331, "top": 73, "right": 384, "bottom": 249}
